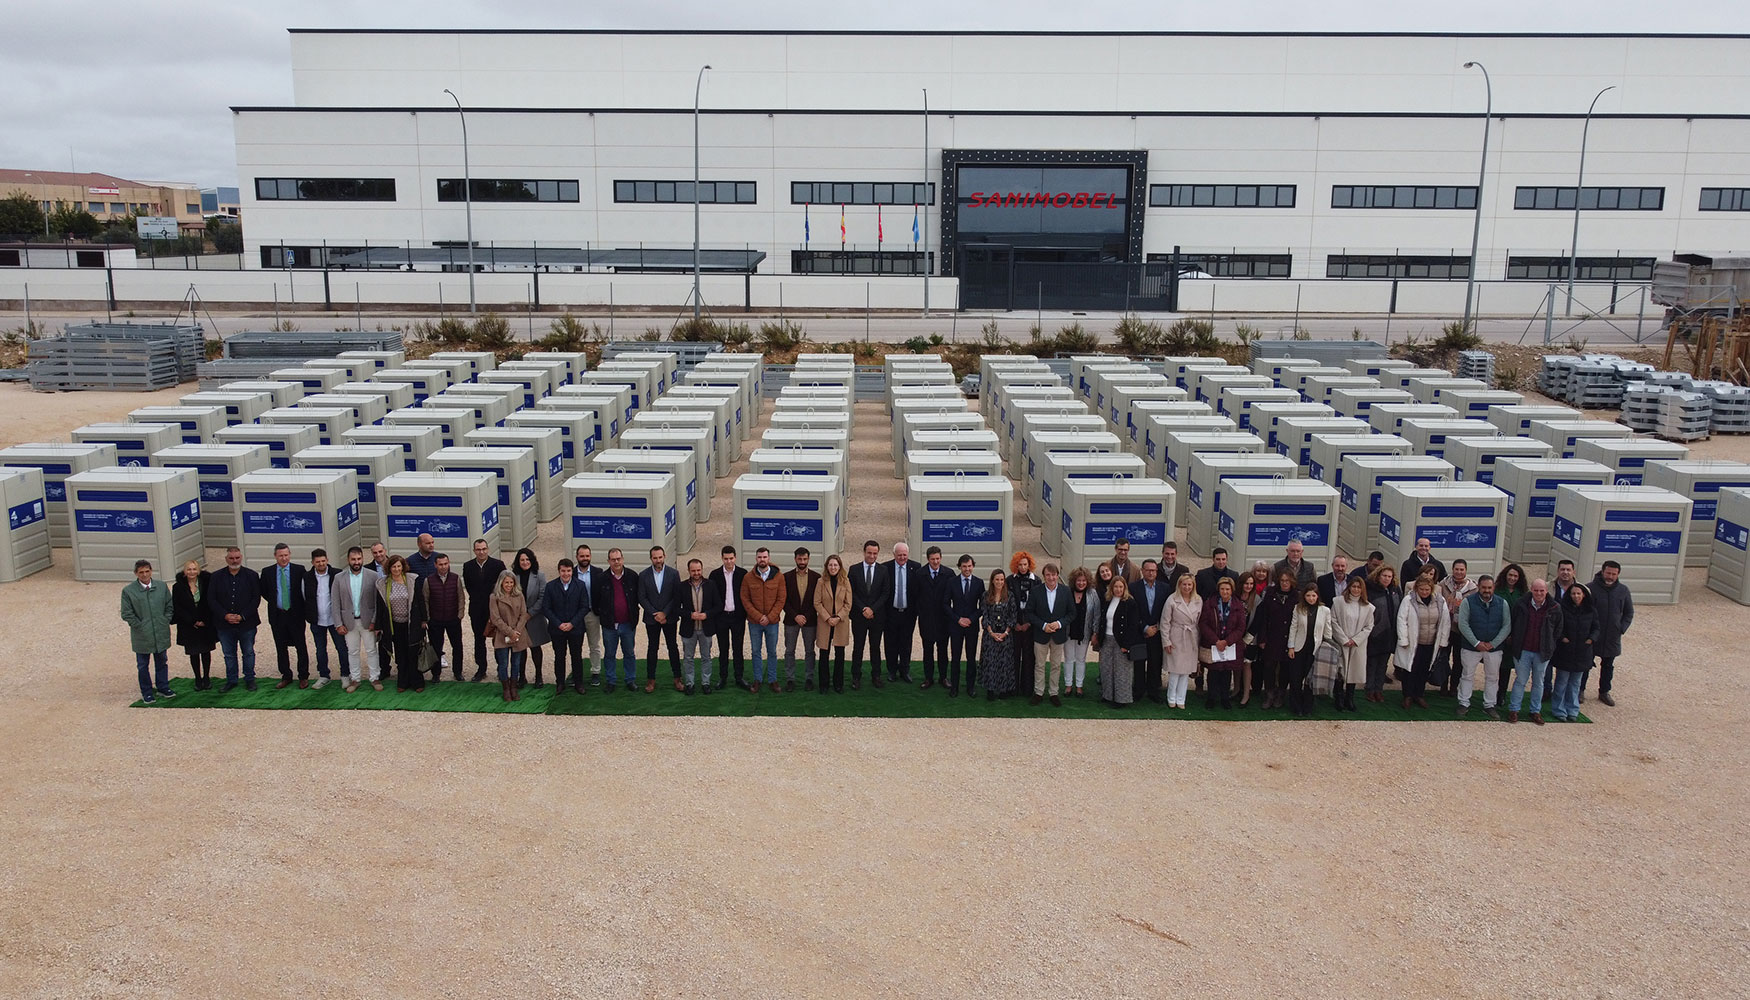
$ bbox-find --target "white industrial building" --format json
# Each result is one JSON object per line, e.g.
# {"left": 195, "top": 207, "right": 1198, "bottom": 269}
{"left": 230, "top": 29, "right": 1750, "bottom": 312}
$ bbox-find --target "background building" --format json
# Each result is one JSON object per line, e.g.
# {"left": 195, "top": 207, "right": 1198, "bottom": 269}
{"left": 0, "top": 169, "right": 206, "bottom": 233}
{"left": 230, "top": 29, "right": 1750, "bottom": 311}
{"left": 201, "top": 186, "right": 241, "bottom": 220}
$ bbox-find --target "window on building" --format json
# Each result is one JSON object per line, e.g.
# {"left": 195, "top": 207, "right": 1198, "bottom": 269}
{"left": 1699, "top": 188, "right": 1750, "bottom": 212}
{"left": 791, "top": 250, "right": 934, "bottom": 275}
{"left": 88, "top": 202, "right": 104, "bottom": 213}
{"left": 253, "top": 178, "right": 397, "bottom": 201}
{"left": 185, "top": 203, "right": 199, "bottom": 214}
{"left": 789, "top": 182, "right": 936, "bottom": 205}
{"left": 1505, "top": 255, "right": 1656, "bottom": 281}
{"left": 436, "top": 179, "right": 581, "bottom": 203}
{"left": 1331, "top": 185, "right": 1477, "bottom": 209}
{"left": 1326, "top": 254, "right": 1472, "bottom": 279}
{"left": 613, "top": 180, "right": 756, "bottom": 204}
{"left": 0, "top": 249, "right": 21, "bottom": 267}
{"left": 1513, "top": 186, "right": 1664, "bottom": 211}
{"left": 75, "top": 251, "right": 105, "bottom": 268}
{"left": 109, "top": 203, "right": 125, "bottom": 213}
{"left": 1148, "top": 185, "right": 1296, "bottom": 208}
{"left": 1146, "top": 251, "right": 1292, "bottom": 277}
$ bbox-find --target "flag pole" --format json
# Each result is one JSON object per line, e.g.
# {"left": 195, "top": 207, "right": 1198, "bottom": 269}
{"left": 921, "top": 87, "right": 930, "bottom": 319}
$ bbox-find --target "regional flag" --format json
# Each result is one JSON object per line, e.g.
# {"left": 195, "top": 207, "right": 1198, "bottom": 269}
{"left": 804, "top": 203, "right": 810, "bottom": 244}
{"left": 912, "top": 204, "right": 920, "bottom": 244}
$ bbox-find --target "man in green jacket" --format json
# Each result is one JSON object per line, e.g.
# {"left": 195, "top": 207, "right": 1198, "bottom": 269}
{"left": 120, "top": 559, "right": 176, "bottom": 704}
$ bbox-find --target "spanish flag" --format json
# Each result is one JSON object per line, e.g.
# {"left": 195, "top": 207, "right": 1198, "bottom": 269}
{"left": 839, "top": 204, "right": 846, "bottom": 247}
{"left": 877, "top": 205, "right": 884, "bottom": 247}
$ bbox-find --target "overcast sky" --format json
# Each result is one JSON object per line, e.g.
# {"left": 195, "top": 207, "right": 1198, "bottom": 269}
{"left": 0, "top": 0, "right": 1741, "bottom": 190}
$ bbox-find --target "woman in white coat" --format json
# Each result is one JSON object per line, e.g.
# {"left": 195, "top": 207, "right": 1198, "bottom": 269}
{"left": 1395, "top": 574, "right": 1451, "bottom": 711}
{"left": 1284, "top": 582, "right": 1331, "bottom": 717}
{"left": 1159, "top": 572, "right": 1203, "bottom": 710}
{"left": 1327, "top": 575, "right": 1373, "bottom": 713}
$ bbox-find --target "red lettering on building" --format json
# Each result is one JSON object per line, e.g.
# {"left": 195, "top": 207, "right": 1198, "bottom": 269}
{"left": 966, "top": 192, "right": 1121, "bottom": 209}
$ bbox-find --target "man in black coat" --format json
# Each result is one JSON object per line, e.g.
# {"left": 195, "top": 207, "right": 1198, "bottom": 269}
{"left": 209, "top": 545, "right": 262, "bottom": 691}
{"left": 915, "top": 546, "right": 954, "bottom": 689}
{"left": 1194, "top": 547, "right": 1243, "bottom": 601}
{"left": 848, "top": 539, "right": 891, "bottom": 689}
{"left": 259, "top": 542, "right": 312, "bottom": 689}
{"left": 1316, "top": 554, "right": 1352, "bottom": 608}
{"left": 707, "top": 545, "right": 749, "bottom": 690}
{"left": 679, "top": 557, "right": 722, "bottom": 693}
{"left": 299, "top": 548, "right": 349, "bottom": 688}
{"left": 882, "top": 542, "right": 927, "bottom": 684}
{"left": 1400, "top": 537, "right": 1447, "bottom": 587}
{"left": 943, "top": 554, "right": 984, "bottom": 696}
{"left": 594, "top": 547, "right": 644, "bottom": 692}
{"left": 1025, "top": 562, "right": 1075, "bottom": 706}
{"left": 639, "top": 545, "right": 684, "bottom": 691}
{"left": 1132, "top": 559, "right": 1171, "bottom": 704}
{"left": 543, "top": 559, "right": 591, "bottom": 692}
{"left": 462, "top": 538, "right": 507, "bottom": 683}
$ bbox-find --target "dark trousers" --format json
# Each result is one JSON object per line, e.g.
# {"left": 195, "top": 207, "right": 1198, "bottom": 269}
{"left": 884, "top": 609, "right": 918, "bottom": 679}
{"left": 551, "top": 632, "right": 582, "bottom": 689}
{"left": 1137, "top": 635, "right": 1164, "bottom": 700}
{"left": 1288, "top": 651, "right": 1316, "bottom": 715}
{"left": 1014, "top": 625, "right": 1035, "bottom": 693}
{"left": 1497, "top": 646, "right": 1516, "bottom": 702}
{"left": 390, "top": 626, "right": 422, "bottom": 690}
{"left": 1404, "top": 643, "right": 1435, "bottom": 700}
{"left": 1366, "top": 648, "right": 1392, "bottom": 693}
{"left": 1584, "top": 655, "right": 1616, "bottom": 695}
{"left": 851, "top": 614, "right": 883, "bottom": 680}
{"left": 716, "top": 617, "right": 746, "bottom": 684}
{"left": 469, "top": 606, "right": 492, "bottom": 673}
{"left": 268, "top": 614, "right": 310, "bottom": 681}
{"left": 947, "top": 624, "right": 980, "bottom": 689}
{"left": 1205, "top": 667, "right": 1233, "bottom": 708}
{"left": 918, "top": 616, "right": 949, "bottom": 683}
{"left": 427, "top": 618, "right": 463, "bottom": 677}
{"left": 823, "top": 646, "right": 845, "bottom": 691}
{"left": 185, "top": 649, "right": 212, "bottom": 680}
{"left": 645, "top": 619, "right": 681, "bottom": 679}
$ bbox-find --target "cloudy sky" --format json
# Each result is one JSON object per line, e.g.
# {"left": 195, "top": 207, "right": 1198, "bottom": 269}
{"left": 0, "top": 0, "right": 1740, "bottom": 189}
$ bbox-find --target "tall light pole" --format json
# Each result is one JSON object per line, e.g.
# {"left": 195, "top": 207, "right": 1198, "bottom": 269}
{"left": 21, "top": 172, "right": 49, "bottom": 237}
{"left": 921, "top": 87, "right": 930, "bottom": 319}
{"left": 1566, "top": 84, "right": 1616, "bottom": 316}
{"left": 693, "top": 64, "right": 711, "bottom": 324}
{"left": 1460, "top": 61, "right": 1491, "bottom": 334}
{"left": 443, "top": 88, "right": 476, "bottom": 315}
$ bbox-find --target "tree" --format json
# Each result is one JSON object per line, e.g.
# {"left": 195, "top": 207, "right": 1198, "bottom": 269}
{"left": 48, "top": 205, "right": 101, "bottom": 239}
{"left": 0, "top": 191, "right": 46, "bottom": 237}
{"left": 207, "top": 217, "right": 242, "bottom": 254}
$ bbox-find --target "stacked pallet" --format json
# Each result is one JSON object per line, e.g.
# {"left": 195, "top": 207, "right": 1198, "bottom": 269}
{"left": 1620, "top": 383, "right": 1665, "bottom": 432}
{"left": 1456, "top": 349, "right": 1495, "bottom": 384}
{"left": 27, "top": 323, "right": 205, "bottom": 392}
{"left": 1699, "top": 381, "right": 1750, "bottom": 433}
{"left": 1657, "top": 390, "right": 1713, "bottom": 442}
{"left": 223, "top": 330, "right": 404, "bottom": 361}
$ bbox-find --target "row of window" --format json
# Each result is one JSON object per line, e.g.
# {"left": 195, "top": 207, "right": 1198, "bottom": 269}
{"left": 1148, "top": 252, "right": 1655, "bottom": 282}
{"left": 249, "top": 176, "right": 1750, "bottom": 214}
{"left": 790, "top": 250, "right": 935, "bottom": 274}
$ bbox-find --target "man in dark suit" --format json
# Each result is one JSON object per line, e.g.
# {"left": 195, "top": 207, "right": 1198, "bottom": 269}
{"left": 782, "top": 548, "right": 821, "bottom": 692}
{"left": 259, "top": 542, "right": 312, "bottom": 689}
{"left": 915, "top": 546, "right": 953, "bottom": 690}
{"left": 1132, "top": 559, "right": 1171, "bottom": 704}
{"left": 1317, "top": 554, "right": 1352, "bottom": 607}
{"left": 1157, "top": 541, "right": 1192, "bottom": 594}
{"left": 943, "top": 554, "right": 984, "bottom": 697}
{"left": 1272, "top": 540, "right": 1319, "bottom": 589}
{"left": 462, "top": 538, "right": 507, "bottom": 683}
{"left": 707, "top": 545, "right": 749, "bottom": 691}
{"left": 1025, "top": 562, "right": 1075, "bottom": 706}
{"left": 639, "top": 544, "right": 684, "bottom": 692}
{"left": 300, "top": 548, "right": 349, "bottom": 688}
{"left": 595, "top": 547, "right": 643, "bottom": 692}
{"left": 849, "top": 539, "right": 891, "bottom": 689}
{"left": 679, "top": 557, "right": 721, "bottom": 694}
{"left": 1400, "top": 537, "right": 1447, "bottom": 587}
{"left": 1195, "top": 547, "right": 1243, "bottom": 601}
{"left": 883, "top": 542, "right": 926, "bottom": 684}
{"left": 542, "top": 559, "right": 590, "bottom": 692}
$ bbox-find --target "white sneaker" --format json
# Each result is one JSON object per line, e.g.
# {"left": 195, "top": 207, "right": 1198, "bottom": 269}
{"left": 441, "top": 652, "right": 450, "bottom": 669}
{"left": 311, "top": 677, "right": 330, "bottom": 690}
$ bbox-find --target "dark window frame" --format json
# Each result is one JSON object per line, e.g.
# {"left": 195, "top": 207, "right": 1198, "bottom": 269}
{"left": 435, "top": 178, "right": 580, "bottom": 203}
{"left": 253, "top": 178, "right": 397, "bottom": 202}
{"left": 1325, "top": 254, "right": 1472, "bottom": 280}
{"left": 1146, "top": 251, "right": 1292, "bottom": 278}
{"left": 1148, "top": 184, "right": 1296, "bottom": 209}
{"left": 1505, "top": 255, "right": 1656, "bottom": 282}
{"left": 1512, "top": 186, "right": 1665, "bottom": 211}
{"left": 1330, "top": 185, "right": 1476, "bottom": 210}
{"left": 791, "top": 249, "right": 934, "bottom": 275}
{"left": 614, "top": 179, "right": 757, "bottom": 204}
{"left": 1699, "top": 187, "right": 1750, "bottom": 212}
{"left": 790, "top": 181, "right": 936, "bottom": 206}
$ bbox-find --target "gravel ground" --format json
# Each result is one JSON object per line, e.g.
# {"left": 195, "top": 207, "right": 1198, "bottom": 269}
{"left": 1, "top": 381, "right": 1747, "bottom": 999}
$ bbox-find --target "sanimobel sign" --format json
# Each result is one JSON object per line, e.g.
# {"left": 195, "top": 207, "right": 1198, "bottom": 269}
{"left": 966, "top": 191, "right": 1122, "bottom": 208}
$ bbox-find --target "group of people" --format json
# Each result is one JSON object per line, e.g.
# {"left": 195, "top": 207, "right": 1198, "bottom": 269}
{"left": 119, "top": 533, "right": 1632, "bottom": 721}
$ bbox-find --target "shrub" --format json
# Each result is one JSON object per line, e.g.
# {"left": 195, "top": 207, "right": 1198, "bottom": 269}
{"left": 1112, "top": 313, "right": 1165, "bottom": 354}
{"left": 540, "top": 314, "right": 598, "bottom": 350}
{"left": 411, "top": 317, "right": 471, "bottom": 345}
{"left": 759, "top": 319, "right": 806, "bottom": 350}
{"left": 1291, "top": 327, "right": 1312, "bottom": 341}
{"left": 1053, "top": 322, "right": 1101, "bottom": 353}
{"left": 903, "top": 335, "right": 932, "bottom": 353}
{"left": 981, "top": 319, "right": 1004, "bottom": 351}
{"left": 471, "top": 312, "right": 514, "bottom": 349}
{"left": 1232, "top": 323, "right": 1261, "bottom": 347}
{"left": 1433, "top": 320, "right": 1484, "bottom": 353}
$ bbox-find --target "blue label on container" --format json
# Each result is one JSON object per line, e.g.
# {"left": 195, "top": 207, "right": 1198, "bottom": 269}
{"left": 1530, "top": 497, "right": 1557, "bottom": 519}
{"left": 482, "top": 504, "right": 499, "bottom": 532}
{"left": 1417, "top": 525, "right": 1499, "bottom": 549}
{"left": 1308, "top": 459, "right": 1325, "bottom": 481}
{"left": 1165, "top": 457, "right": 1179, "bottom": 481}
{"left": 1299, "top": 446, "right": 1314, "bottom": 466}
{"left": 1041, "top": 482, "right": 1053, "bottom": 508}
{"left": 747, "top": 498, "right": 820, "bottom": 511}
{"left": 1250, "top": 522, "right": 1329, "bottom": 547}
{"left": 926, "top": 499, "right": 1000, "bottom": 512}
{"left": 560, "top": 440, "right": 575, "bottom": 460}
{"left": 922, "top": 518, "right": 1005, "bottom": 543}
{"left": 199, "top": 481, "right": 234, "bottom": 503}
{"left": 1476, "top": 470, "right": 1494, "bottom": 484}
{"left": 1219, "top": 510, "right": 1235, "bottom": 540}
{"left": 572, "top": 514, "right": 651, "bottom": 538}
{"left": 742, "top": 516, "right": 824, "bottom": 542}
{"left": 1552, "top": 515, "right": 1582, "bottom": 547}
{"left": 521, "top": 475, "right": 536, "bottom": 503}
{"left": 496, "top": 485, "right": 511, "bottom": 506}
{"left": 1614, "top": 473, "right": 1643, "bottom": 486}
{"left": 244, "top": 491, "right": 317, "bottom": 505}
{"left": 1189, "top": 481, "right": 1203, "bottom": 509}
{"left": 338, "top": 500, "right": 359, "bottom": 529}
{"left": 548, "top": 455, "right": 562, "bottom": 477}
{"left": 664, "top": 505, "right": 676, "bottom": 534}
{"left": 1274, "top": 440, "right": 1289, "bottom": 457}
{"left": 76, "top": 509, "right": 155, "bottom": 532}
{"left": 1146, "top": 435, "right": 1158, "bottom": 460}
{"left": 387, "top": 514, "right": 468, "bottom": 538}
{"left": 1501, "top": 488, "right": 1515, "bottom": 514}
{"left": 1603, "top": 509, "right": 1681, "bottom": 524}
{"left": 1715, "top": 518, "right": 1749, "bottom": 551}
{"left": 1256, "top": 503, "right": 1327, "bottom": 517}
{"left": 1694, "top": 500, "right": 1718, "bottom": 521}
{"left": 8, "top": 498, "right": 46, "bottom": 529}
{"left": 576, "top": 495, "right": 646, "bottom": 509}
{"left": 1380, "top": 512, "right": 1402, "bottom": 544}
{"left": 1090, "top": 502, "right": 1161, "bottom": 515}
{"left": 1422, "top": 505, "right": 1497, "bottom": 519}
{"left": 390, "top": 494, "right": 462, "bottom": 508}
{"left": 1085, "top": 521, "right": 1167, "bottom": 546}
{"left": 243, "top": 510, "right": 322, "bottom": 534}
{"left": 1598, "top": 529, "right": 1683, "bottom": 553}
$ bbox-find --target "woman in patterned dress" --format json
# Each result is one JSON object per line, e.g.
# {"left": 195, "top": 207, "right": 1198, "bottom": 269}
{"left": 979, "top": 570, "right": 1016, "bottom": 701}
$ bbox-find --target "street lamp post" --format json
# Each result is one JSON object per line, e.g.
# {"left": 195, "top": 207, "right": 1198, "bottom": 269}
{"left": 693, "top": 64, "right": 711, "bottom": 324}
{"left": 1460, "top": 61, "right": 1491, "bottom": 334}
{"left": 922, "top": 88, "right": 929, "bottom": 319}
{"left": 1566, "top": 84, "right": 1617, "bottom": 316}
{"left": 21, "top": 172, "right": 50, "bottom": 237}
{"left": 442, "top": 88, "right": 476, "bottom": 315}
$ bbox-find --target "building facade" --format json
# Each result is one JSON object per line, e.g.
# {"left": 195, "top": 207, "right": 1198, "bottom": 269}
{"left": 0, "top": 170, "right": 206, "bottom": 233}
{"left": 231, "top": 30, "right": 1750, "bottom": 310}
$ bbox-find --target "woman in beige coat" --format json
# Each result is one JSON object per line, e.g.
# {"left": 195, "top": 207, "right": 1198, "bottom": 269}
{"left": 1160, "top": 572, "right": 1202, "bottom": 710}
{"left": 1327, "top": 575, "right": 1373, "bottom": 712}
{"left": 488, "top": 570, "right": 530, "bottom": 702}
{"left": 813, "top": 554, "right": 853, "bottom": 693}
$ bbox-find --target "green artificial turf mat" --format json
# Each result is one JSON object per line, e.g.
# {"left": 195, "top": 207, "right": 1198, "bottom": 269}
{"left": 130, "top": 662, "right": 1589, "bottom": 723}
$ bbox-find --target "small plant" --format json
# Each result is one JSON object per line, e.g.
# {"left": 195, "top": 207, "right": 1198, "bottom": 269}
{"left": 759, "top": 319, "right": 806, "bottom": 350}
{"left": 470, "top": 312, "right": 514, "bottom": 349}
{"left": 1566, "top": 334, "right": 1590, "bottom": 354}
{"left": 854, "top": 340, "right": 878, "bottom": 358}
{"left": 1232, "top": 323, "right": 1261, "bottom": 347}
{"left": 903, "top": 335, "right": 932, "bottom": 353}
{"left": 1163, "top": 318, "right": 1215, "bottom": 354}
{"left": 1495, "top": 359, "right": 1529, "bottom": 392}
{"left": 1028, "top": 323, "right": 1044, "bottom": 344}
{"left": 981, "top": 319, "right": 1004, "bottom": 351}
{"left": 413, "top": 317, "right": 471, "bottom": 345}
{"left": 928, "top": 334, "right": 945, "bottom": 347}
{"left": 1352, "top": 326, "right": 1365, "bottom": 341}
{"left": 540, "top": 314, "right": 596, "bottom": 351}
{"left": 1291, "top": 327, "right": 1312, "bottom": 341}
{"left": 203, "top": 339, "right": 224, "bottom": 360}
{"left": 1053, "top": 322, "right": 1100, "bottom": 353}
{"left": 270, "top": 318, "right": 297, "bottom": 332}
{"left": 124, "top": 310, "right": 136, "bottom": 318}
{"left": 1433, "top": 320, "right": 1484, "bottom": 353}
{"left": 1112, "top": 313, "right": 1165, "bottom": 354}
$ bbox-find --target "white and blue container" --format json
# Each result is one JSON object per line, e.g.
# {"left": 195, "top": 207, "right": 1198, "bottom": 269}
{"left": 1308, "top": 433, "right": 1411, "bottom": 487}
{"left": 297, "top": 392, "right": 388, "bottom": 429}
{"left": 179, "top": 391, "right": 273, "bottom": 428}
{"left": 1379, "top": 481, "right": 1509, "bottom": 577}
{"left": 594, "top": 448, "right": 697, "bottom": 554}
{"left": 1550, "top": 484, "right": 1691, "bottom": 605}
{"left": 1643, "top": 459, "right": 1750, "bottom": 567}
{"left": 382, "top": 405, "right": 478, "bottom": 448}
{"left": 67, "top": 467, "right": 203, "bottom": 582}
{"left": 1367, "top": 402, "right": 1458, "bottom": 435}
{"left": 1160, "top": 430, "right": 1263, "bottom": 519}
{"left": 466, "top": 426, "right": 568, "bottom": 522}
{"left": 261, "top": 405, "right": 355, "bottom": 446}
{"left": 214, "top": 422, "right": 320, "bottom": 470}
{"left": 1487, "top": 404, "right": 1582, "bottom": 436}
{"left": 127, "top": 405, "right": 227, "bottom": 445}
{"left": 332, "top": 380, "right": 415, "bottom": 414}
{"left": 1572, "top": 437, "right": 1690, "bottom": 486}
{"left": 0, "top": 442, "right": 118, "bottom": 547}
{"left": 1337, "top": 454, "right": 1456, "bottom": 558}
{"left": 1494, "top": 457, "right": 1614, "bottom": 569}
{"left": 70, "top": 422, "right": 179, "bottom": 467}
{"left": 1058, "top": 478, "right": 1175, "bottom": 575}
{"left": 1185, "top": 452, "right": 1300, "bottom": 557}
{"left": 1248, "top": 402, "right": 1333, "bottom": 449}
{"left": 1529, "top": 419, "right": 1635, "bottom": 459}
{"left": 1705, "top": 487, "right": 1750, "bottom": 606}
{"left": 1216, "top": 479, "right": 1341, "bottom": 571}
{"left": 292, "top": 443, "right": 402, "bottom": 534}
{"left": 563, "top": 471, "right": 676, "bottom": 570}
{"left": 368, "top": 367, "right": 442, "bottom": 404}
{"left": 217, "top": 379, "right": 302, "bottom": 408}
{"left": 1035, "top": 451, "right": 1146, "bottom": 541}
{"left": 733, "top": 473, "right": 842, "bottom": 566}
{"left": 340, "top": 423, "right": 443, "bottom": 472}
{"left": 0, "top": 467, "right": 53, "bottom": 582}
{"left": 429, "top": 445, "right": 540, "bottom": 552}
{"left": 376, "top": 470, "right": 500, "bottom": 553}
{"left": 1396, "top": 417, "right": 1500, "bottom": 462}
{"left": 154, "top": 443, "right": 273, "bottom": 549}
{"left": 1444, "top": 436, "right": 1553, "bottom": 485}
{"left": 233, "top": 468, "right": 361, "bottom": 567}
{"left": 1274, "top": 416, "right": 1367, "bottom": 468}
